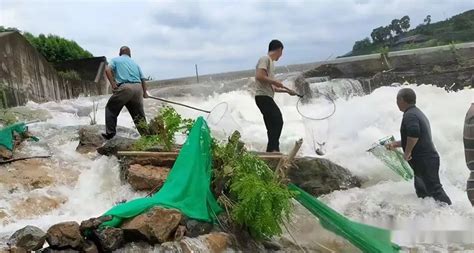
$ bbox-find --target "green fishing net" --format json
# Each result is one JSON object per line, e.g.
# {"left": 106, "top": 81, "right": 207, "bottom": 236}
{"left": 367, "top": 136, "right": 413, "bottom": 180}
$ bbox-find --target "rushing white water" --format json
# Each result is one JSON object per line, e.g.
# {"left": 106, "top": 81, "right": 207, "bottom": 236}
{"left": 0, "top": 76, "right": 473, "bottom": 251}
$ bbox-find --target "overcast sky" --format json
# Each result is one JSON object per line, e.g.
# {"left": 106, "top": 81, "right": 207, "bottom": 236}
{"left": 1, "top": 0, "right": 472, "bottom": 79}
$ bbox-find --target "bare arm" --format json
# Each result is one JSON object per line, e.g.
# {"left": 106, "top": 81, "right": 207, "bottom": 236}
{"left": 141, "top": 79, "right": 148, "bottom": 98}
{"left": 256, "top": 68, "right": 298, "bottom": 95}
{"left": 403, "top": 137, "right": 418, "bottom": 160}
{"left": 256, "top": 68, "right": 285, "bottom": 89}
{"left": 105, "top": 67, "right": 118, "bottom": 90}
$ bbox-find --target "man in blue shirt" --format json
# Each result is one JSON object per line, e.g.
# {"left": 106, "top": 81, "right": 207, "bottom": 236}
{"left": 103, "top": 46, "right": 149, "bottom": 139}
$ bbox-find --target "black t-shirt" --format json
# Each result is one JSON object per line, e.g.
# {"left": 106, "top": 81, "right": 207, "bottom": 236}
{"left": 400, "top": 105, "right": 438, "bottom": 158}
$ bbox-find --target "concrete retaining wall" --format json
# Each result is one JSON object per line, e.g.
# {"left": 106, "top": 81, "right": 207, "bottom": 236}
{"left": 0, "top": 32, "right": 107, "bottom": 108}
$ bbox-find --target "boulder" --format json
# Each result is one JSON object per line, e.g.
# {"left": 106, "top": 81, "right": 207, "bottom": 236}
{"left": 121, "top": 207, "right": 182, "bottom": 244}
{"left": 126, "top": 164, "right": 170, "bottom": 191}
{"left": 46, "top": 222, "right": 84, "bottom": 249}
{"left": 96, "top": 137, "right": 136, "bottom": 156}
{"left": 185, "top": 219, "right": 214, "bottom": 237}
{"left": 79, "top": 216, "right": 112, "bottom": 233}
{"left": 288, "top": 157, "right": 361, "bottom": 197}
{"left": 76, "top": 125, "right": 138, "bottom": 154}
{"left": 92, "top": 227, "right": 124, "bottom": 252}
{"left": 0, "top": 146, "right": 12, "bottom": 160}
{"left": 76, "top": 126, "right": 105, "bottom": 154}
{"left": 8, "top": 225, "right": 46, "bottom": 251}
{"left": 203, "top": 232, "right": 232, "bottom": 253}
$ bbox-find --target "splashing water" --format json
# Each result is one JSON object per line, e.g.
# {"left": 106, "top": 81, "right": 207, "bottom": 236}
{"left": 0, "top": 76, "right": 473, "bottom": 251}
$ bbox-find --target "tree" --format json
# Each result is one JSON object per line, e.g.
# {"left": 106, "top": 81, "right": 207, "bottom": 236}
{"left": 352, "top": 37, "right": 372, "bottom": 52}
{"left": 371, "top": 26, "right": 385, "bottom": 43}
{"left": 0, "top": 26, "right": 20, "bottom": 33}
{"left": 24, "top": 33, "right": 93, "bottom": 63}
{"left": 453, "top": 17, "right": 471, "bottom": 30}
{"left": 390, "top": 19, "right": 403, "bottom": 35}
{"left": 400, "top": 15, "right": 411, "bottom": 32}
{"left": 424, "top": 15, "right": 432, "bottom": 25}
{"left": 381, "top": 26, "right": 393, "bottom": 41}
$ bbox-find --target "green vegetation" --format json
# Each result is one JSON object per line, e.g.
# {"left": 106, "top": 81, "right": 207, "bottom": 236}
{"left": 134, "top": 106, "right": 194, "bottom": 151}
{"left": 0, "top": 26, "right": 93, "bottom": 63}
{"left": 58, "top": 70, "right": 81, "bottom": 80}
{"left": 0, "top": 109, "right": 18, "bottom": 126}
{"left": 212, "top": 132, "right": 294, "bottom": 239}
{"left": 347, "top": 10, "right": 474, "bottom": 57}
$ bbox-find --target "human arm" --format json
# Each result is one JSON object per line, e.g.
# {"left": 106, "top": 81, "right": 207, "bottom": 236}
{"left": 138, "top": 66, "right": 148, "bottom": 98}
{"left": 105, "top": 66, "right": 118, "bottom": 90}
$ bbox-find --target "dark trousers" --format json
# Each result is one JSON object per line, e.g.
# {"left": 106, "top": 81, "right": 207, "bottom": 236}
{"left": 105, "top": 83, "right": 147, "bottom": 136}
{"left": 409, "top": 156, "right": 452, "bottom": 205}
{"left": 255, "top": 96, "right": 283, "bottom": 152}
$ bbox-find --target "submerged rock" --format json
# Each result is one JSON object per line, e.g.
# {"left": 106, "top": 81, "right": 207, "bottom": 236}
{"left": 8, "top": 225, "right": 46, "bottom": 251}
{"left": 126, "top": 164, "right": 170, "bottom": 192}
{"left": 121, "top": 206, "right": 182, "bottom": 244}
{"left": 288, "top": 157, "right": 361, "bottom": 196}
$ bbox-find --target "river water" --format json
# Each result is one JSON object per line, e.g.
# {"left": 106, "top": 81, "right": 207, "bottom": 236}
{"left": 0, "top": 74, "right": 473, "bottom": 252}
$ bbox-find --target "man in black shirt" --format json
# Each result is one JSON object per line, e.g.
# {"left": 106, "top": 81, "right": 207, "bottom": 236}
{"left": 386, "top": 88, "right": 452, "bottom": 205}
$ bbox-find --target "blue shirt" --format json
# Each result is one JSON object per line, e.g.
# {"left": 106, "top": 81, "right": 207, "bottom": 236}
{"left": 108, "top": 55, "right": 144, "bottom": 84}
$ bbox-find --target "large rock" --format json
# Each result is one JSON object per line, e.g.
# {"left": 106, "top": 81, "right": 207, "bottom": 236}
{"left": 185, "top": 219, "right": 214, "bottom": 237}
{"left": 92, "top": 227, "right": 124, "bottom": 252}
{"left": 121, "top": 207, "right": 182, "bottom": 244}
{"left": 203, "top": 232, "right": 231, "bottom": 253}
{"left": 76, "top": 125, "right": 138, "bottom": 154}
{"left": 0, "top": 146, "right": 13, "bottom": 160}
{"left": 126, "top": 164, "right": 170, "bottom": 191}
{"left": 46, "top": 221, "right": 84, "bottom": 249}
{"left": 79, "top": 216, "right": 112, "bottom": 233}
{"left": 96, "top": 137, "right": 136, "bottom": 156}
{"left": 76, "top": 126, "right": 105, "bottom": 154}
{"left": 288, "top": 157, "right": 361, "bottom": 197}
{"left": 8, "top": 225, "right": 46, "bottom": 251}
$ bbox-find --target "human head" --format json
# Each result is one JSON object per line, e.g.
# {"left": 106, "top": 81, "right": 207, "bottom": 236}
{"left": 397, "top": 88, "right": 416, "bottom": 112}
{"left": 268, "top": 39, "right": 283, "bottom": 61}
{"left": 119, "top": 46, "right": 131, "bottom": 57}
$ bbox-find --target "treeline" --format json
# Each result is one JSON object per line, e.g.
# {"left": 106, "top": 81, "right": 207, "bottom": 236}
{"left": 349, "top": 10, "right": 474, "bottom": 56}
{"left": 0, "top": 26, "right": 93, "bottom": 63}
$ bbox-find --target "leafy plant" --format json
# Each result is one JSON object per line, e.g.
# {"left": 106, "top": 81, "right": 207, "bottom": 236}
{"left": 133, "top": 106, "right": 195, "bottom": 151}
{"left": 58, "top": 70, "right": 81, "bottom": 81}
{"left": 212, "top": 132, "right": 294, "bottom": 239}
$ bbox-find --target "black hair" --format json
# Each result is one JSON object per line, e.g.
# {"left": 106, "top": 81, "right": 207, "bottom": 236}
{"left": 397, "top": 88, "right": 416, "bottom": 104}
{"left": 268, "top": 40, "right": 284, "bottom": 52}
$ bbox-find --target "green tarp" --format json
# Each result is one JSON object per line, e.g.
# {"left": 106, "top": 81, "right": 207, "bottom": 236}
{"left": 0, "top": 122, "right": 38, "bottom": 151}
{"left": 100, "top": 117, "right": 400, "bottom": 253}
{"left": 289, "top": 183, "right": 400, "bottom": 253}
{"left": 102, "top": 117, "right": 222, "bottom": 227}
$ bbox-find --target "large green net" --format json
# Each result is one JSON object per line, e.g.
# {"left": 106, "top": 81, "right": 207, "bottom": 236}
{"left": 101, "top": 117, "right": 222, "bottom": 227}
{"left": 289, "top": 183, "right": 400, "bottom": 253}
{"left": 367, "top": 136, "right": 413, "bottom": 180}
{"left": 0, "top": 122, "right": 38, "bottom": 151}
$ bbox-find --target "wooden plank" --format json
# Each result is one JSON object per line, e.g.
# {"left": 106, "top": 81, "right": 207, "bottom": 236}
{"left": 116, "top": 151, "right": 284, "bottom": 160}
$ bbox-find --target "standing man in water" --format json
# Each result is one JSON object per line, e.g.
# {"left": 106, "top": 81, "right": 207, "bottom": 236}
{"left": 386, "top": 88, "right": 452, "bottom": 205}
{"left": 254, "top": 39, "right": 298, "bottom": 152}
{"left": 102, "top": 46, "right": 148, "bottom": 140}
